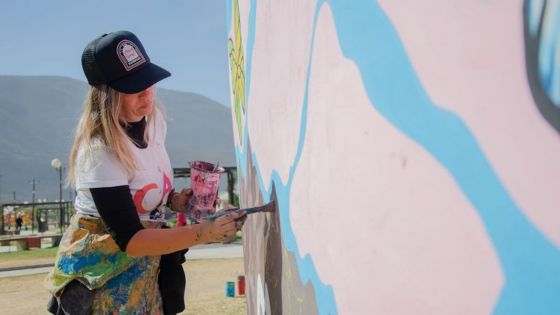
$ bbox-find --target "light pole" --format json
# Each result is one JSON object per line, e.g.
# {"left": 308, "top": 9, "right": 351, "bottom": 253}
{"left": 29, "top": 178, "right": 38, "bottom": 233}
{"left": 0, "top": 172, "right": 3, "bottom": 205}
{"left": 51, "top": 158, "right": 64, "bottom": 233}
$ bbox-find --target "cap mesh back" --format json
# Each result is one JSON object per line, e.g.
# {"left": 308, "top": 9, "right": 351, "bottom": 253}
{"left": 81, "top": 38, "right": 105, "bottom": 85}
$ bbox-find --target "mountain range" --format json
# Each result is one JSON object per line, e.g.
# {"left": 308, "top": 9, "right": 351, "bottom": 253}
{"left": 0, "top": 75, "right": 235, "bottom": 203}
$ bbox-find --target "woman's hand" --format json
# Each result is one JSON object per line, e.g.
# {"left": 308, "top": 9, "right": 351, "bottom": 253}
{"left": 170, "top": 188, "right": 193, "bottom": 213}
{"left": 222, "top": 204, "right": 247, "bottom": 231}
{"left": 204, "top": 210, "right": 246, "bottom": 242}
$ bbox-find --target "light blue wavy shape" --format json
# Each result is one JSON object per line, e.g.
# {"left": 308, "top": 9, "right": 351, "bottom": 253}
{"left": 230, "top": 1, "right": 560, "bottom": 314}
{"left": 327, "top": 1, "right": 560, "bottom": 314}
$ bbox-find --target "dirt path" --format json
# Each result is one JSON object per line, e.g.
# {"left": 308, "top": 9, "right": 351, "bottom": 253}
{"left": 0, "top": 258, "right": 246, "bottom": 315}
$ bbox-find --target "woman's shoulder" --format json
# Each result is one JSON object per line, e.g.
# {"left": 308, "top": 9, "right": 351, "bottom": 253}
{"left": 77, "top": 138, "right": 116, "bottom": 165}
{"left": 78, "top": 137, "right": 108, "bottom": 155}
{"left": 76, "top": 138, "right": 127, "bottom": 176}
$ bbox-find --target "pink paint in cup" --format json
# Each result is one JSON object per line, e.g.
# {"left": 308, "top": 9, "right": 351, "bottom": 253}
{"left": 188, "top": 161, "right": 224, "bottom": 222}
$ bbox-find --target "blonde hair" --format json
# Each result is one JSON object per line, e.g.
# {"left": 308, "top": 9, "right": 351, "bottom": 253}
{"left": 68, "top": 85, "right": 156, "bottom": 185}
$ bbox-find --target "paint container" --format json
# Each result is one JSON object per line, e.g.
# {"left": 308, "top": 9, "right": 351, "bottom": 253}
{"left": 226, "top": 281, "right": 235, "bottom": 297}
{"left": 188, "top": 161, "right": 224, "bottom": 222}
{"left": 237, "top": 275, "right": 245, "bottom": 295}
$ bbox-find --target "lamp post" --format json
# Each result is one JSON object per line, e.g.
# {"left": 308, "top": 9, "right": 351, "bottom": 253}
{"left": 51, "top": 158, "right": 64, "bottom": 233}
{"left": 29, "top": 178, "right": 38, "bottom": 233}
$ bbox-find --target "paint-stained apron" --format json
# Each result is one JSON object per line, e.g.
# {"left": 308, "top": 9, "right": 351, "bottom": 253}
{"left": 44, "top": 214, "right": 163, "bottom": 314}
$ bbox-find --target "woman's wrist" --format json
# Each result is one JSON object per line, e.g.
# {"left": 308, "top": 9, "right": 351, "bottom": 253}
{"left": 193, "top": 222, "right": 210, "bottom": 244}
{"left": 166, "top": 189, "right": 176, "bottom": 210}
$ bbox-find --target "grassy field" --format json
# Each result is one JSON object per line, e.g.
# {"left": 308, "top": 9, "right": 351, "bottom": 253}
{"left": 0, "top": 249, "right": 247, "bottom": 314}
{"left": 0, "top": 247, "right": 58, "bottom": 270}
{"left": 0, "top": 246, "right": 58, "bottom": 259}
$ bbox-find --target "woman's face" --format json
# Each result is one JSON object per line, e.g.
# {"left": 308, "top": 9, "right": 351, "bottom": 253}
{"left": 120, "top": 86, "right": 155, "bottom": 122}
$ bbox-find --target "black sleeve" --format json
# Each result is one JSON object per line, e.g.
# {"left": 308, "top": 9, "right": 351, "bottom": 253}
{"left": 90, "top": 185, "right": 145, "bottom": 252}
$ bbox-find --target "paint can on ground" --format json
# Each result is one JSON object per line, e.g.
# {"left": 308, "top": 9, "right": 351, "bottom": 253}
{"left": 237, "top": 275, "right": 245, "bottom": 295}
{"left": 226, "top": 281, "right": 235, "bottom": 297}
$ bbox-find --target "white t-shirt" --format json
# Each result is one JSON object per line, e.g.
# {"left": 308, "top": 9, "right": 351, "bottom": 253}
{"left": 74, "top": 109, "right": 173, "bottom": 221}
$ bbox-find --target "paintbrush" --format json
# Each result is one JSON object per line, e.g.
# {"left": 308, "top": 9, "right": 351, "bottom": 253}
{"left": 205, "top": 200, "right": 276, "bottom": 221}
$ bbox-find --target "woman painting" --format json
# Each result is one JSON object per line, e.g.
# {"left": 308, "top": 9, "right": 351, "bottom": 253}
{"left": 45, "top": 30, "right": 245, "bottom": 314}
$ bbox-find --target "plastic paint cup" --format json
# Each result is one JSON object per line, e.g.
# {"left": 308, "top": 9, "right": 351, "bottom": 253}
{"left": 226, "top": 281, "right": 235, "bottom": 297}
{"left": 237, "top": 275, "right": 245, "bottom": 295}
{"left": 188, "top": 161, "right": 224, "bottom": 222}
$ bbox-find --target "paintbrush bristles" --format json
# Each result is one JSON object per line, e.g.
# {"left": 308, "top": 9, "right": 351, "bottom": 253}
{"left": 243, "top": 201, "right": 276, "bottom": 214}
{"left": 261, "top": 201, "right": 276, "bottom": 212}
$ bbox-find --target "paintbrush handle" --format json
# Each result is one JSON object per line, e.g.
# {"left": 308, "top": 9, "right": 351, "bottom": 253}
{"left": 243, "top": 205, "right": 268, "bottom": 215}
{"left": 204, "top": 208, "right": 239, "bottom": 221}
{"left": 205, "top": 204, "right": 267, "bottom": 221}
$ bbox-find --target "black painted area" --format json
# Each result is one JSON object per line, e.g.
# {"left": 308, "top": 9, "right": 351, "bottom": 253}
{"left": 265, "top": 184, "right": 283, "bottom": 315}
{"left": 523, "top": 0, "right": 560, "bottom": 134}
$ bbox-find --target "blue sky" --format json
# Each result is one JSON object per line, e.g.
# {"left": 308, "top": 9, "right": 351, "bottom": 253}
{"left": 0, "top": 0, "right": 230, "bottom": 106}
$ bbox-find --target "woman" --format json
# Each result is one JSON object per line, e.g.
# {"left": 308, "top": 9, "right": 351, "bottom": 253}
{"left": 45, "top": 30, "right": 245, "bottom": 314}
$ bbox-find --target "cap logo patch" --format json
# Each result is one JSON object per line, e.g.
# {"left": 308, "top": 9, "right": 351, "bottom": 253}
{"left": 116, "top": 40, "right": 146, "bottom": 71}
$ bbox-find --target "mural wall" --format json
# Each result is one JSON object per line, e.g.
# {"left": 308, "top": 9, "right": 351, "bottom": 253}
{"left": 226, "top": 1, "right": 560, "bottom": 314}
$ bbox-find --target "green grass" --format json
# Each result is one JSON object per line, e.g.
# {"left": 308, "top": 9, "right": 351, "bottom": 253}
{"left": 0, "top": 246, "right": 58, "bottom": 262}
{"left": 0, "top": 230, "right": 241, "bottom": 264}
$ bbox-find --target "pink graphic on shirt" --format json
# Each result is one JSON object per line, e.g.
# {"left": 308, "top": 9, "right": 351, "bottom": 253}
{"left": 133, "top": 183, "right": 158, "bottom": 215}
{"left": 162, "top": 173, "right": 173, "bottom": 202}
{"left": 133, "top": 173, "right": 173, "bottom": 215}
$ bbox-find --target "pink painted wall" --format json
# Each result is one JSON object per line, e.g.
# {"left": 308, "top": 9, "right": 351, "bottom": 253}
{"left": 227, "top": 1, "right": 560, "bottom": 314}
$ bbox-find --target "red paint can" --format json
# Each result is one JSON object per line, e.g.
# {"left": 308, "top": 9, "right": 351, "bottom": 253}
{"left": 237, "top": 275, "right": 245, "bottom": 295}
